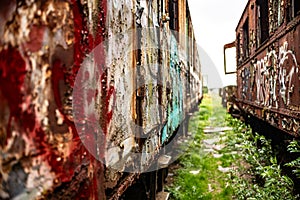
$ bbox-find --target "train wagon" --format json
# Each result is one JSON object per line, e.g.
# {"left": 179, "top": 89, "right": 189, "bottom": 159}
{"left": 224, "top": 0, "right": 300, "bottom": 137}
{"left": 219, "top": 85, "right": 237, "bottom": 107}
{"left": 0, "top": 0, "right": 202, "bottom": 199}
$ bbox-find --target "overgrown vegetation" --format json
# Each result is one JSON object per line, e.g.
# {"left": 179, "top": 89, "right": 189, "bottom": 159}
{"left": 286, "top": 140, "right": 300, "bottom": 179}
{"left": 227, "top": 118, "right": 296, "bottom": 199}
{"left": 166, "top": 93, "right": 299, "bottom": 199}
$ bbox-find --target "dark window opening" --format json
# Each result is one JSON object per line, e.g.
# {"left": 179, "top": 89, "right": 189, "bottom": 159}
{"left": 237, "top": 33, "right": 241, "bottom": 65}
{"left": 287, "top": 0, "right": 300, "bottom": 22}
{"left": 169, "top": 0, "right": 178, "bottom": 31}
{"left": 287, "top": 0, "right": 293, "bottom": 21}
{"left": 295, "top": 0, "right": 300, "bottom": 16}
{"left": 257, "top": 0, "right": 269, "bottom": 45}
{"left": 242, "top": 18, "right": 249, "bottom": 59}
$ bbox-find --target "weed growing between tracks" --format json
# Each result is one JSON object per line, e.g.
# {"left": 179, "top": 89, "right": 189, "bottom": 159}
{"left": 166, "top": 94, "right": 298, "bottom": 200}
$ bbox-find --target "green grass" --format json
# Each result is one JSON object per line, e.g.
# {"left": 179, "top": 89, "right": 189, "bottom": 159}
{"left": 167, "top": 94, "right": 234, "bottom": 200}
{"left": 167, "top": 93, "right": 297, "bottom": 200}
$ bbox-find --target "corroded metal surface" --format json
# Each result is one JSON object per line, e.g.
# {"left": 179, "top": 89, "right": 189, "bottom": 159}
{"left": 0, "top": 0, "right": 202, "bottom": 199}
{"left": 234, "top": 0, "right": 300, "bottom": 136}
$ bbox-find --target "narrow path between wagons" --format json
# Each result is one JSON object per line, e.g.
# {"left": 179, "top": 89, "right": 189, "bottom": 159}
{"left": 165, "top": 93, "right": 298, "bottom": 200}
{"left": 165, "top": 93, "right": 235, "bottom": 199}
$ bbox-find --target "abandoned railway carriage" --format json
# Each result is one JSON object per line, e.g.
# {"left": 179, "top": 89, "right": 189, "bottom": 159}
{"left": 0, "top": 0, "right": 202, "bottom": 199}
{"left": 225, "top": 0, "right": 300, "bottom": 137}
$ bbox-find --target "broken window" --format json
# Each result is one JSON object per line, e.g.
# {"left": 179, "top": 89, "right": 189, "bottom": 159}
{"left": 169, "top": 0, "right": 178, "bottom": 31}
{"left": 287, "top": 0, "right": 299, "bottom": 22}
{"left": 242, "top": 18, "right": 249, "bottom": 59}
{"left": 268, "top": 0, "right": 283, "bottom": 33}
{"left": 295, "top": 0, "right": 300, "bottom": 16}
{"left": 287, "top": 0, "right": 293, "bottom": 21}
{"left": 257, "top": 0, "right": 269, "bottom": 46}
{"left": 237, "top": 33, "right": 242, "bottom": 65}
{"left": 278, "top": 0, "right": 284, "bottom": 25}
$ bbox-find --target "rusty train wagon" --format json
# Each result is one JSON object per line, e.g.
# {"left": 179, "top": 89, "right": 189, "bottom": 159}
{"left": 225, "top": 0, "right": 300, "bottom": 137}
{"left": 219, "top": 85, "right": 237, "bottom": 108}
{"left": 0, "top": 0, "right": 202, "bottom": 199}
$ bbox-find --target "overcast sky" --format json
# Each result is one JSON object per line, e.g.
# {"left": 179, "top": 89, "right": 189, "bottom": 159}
{"left": 187, "top": 0, "right": 248, "bottom": 88}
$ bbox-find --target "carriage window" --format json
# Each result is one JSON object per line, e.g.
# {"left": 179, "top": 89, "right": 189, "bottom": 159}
{"left": 287, "top": 0, "right": 300, "bottom": 22}
{"left": 278, "top": 0, "right": 284, "bottom": 25}
{"left": 268, "top": 0, "right": 283, "bottom": 33}
{"left": 237, "top": 33, "right": 241, "bottom": 64}
{"left": 257, "top": 0, "right": 269, "bottom": 45}
{"left": 295, "top": 0, "right": 300, "bottom": 16}
{"left": 242, "top": 18, "right": 249, "bottom": 59}
{"left": 169, "top": 0, "right": 178, "bottom": 31}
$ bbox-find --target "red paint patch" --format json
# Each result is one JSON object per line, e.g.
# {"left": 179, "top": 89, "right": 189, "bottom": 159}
{"left": 0, "top": 47, "right": 26, "bottom": 140}
{"left": 70, "top": 1, "right": 107, "bottom": 198}
{"left": 25, "top": 25, "right": 46, "bottom": 52}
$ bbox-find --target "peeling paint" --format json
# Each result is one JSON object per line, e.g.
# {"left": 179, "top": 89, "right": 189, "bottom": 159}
{"left": 0, "top": 0, "right": 202, "bottom": 199}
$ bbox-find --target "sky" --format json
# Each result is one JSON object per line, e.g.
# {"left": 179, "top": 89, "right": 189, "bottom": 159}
{"left": 187, "top": 0, "right": 248, "bottom": 88}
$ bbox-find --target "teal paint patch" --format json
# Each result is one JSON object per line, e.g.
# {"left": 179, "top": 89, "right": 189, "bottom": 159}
{"left": 161, "top": 34, "right": 184, "bottom": 144}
